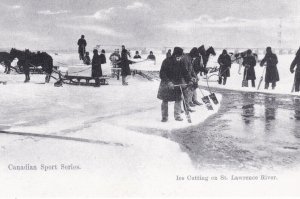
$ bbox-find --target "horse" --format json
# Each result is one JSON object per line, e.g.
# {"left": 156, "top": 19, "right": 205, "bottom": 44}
{"left": 0, "top": 52, "right": 13, "bottom": 74}
{"left": 10, "top": 48, "right": 53, "bottom": 83}
{"left": 198, "top": 45, "right": 216, "bottom": 76}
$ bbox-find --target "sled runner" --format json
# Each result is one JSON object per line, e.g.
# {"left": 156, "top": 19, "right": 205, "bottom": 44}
{"left": 52, "top": 69, "right": 109, "bottom": 87}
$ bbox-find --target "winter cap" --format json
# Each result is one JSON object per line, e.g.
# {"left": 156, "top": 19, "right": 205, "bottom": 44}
{"left": 93, "top": 49, "right": 98, "bottom": 54}
{"left": 172, "top": 47, "right": 183, "bottom": 57}
{"left": 247, "top": 49, "right": 252, "bottom": 54}
{"left": 266, "top": 47, "right": 272, "bottom": 53}
{"left": 222, "top": 49, "right": 227, "bottom": 54}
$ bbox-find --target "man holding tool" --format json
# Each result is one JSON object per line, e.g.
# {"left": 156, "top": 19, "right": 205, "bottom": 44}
{"left": 157, "top": 47, "right": 193, "bottom": 122}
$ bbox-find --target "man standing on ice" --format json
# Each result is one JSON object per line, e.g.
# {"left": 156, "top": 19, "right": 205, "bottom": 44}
{"left": 181, "top": 47, "right": 201, "bottom": 109}
{"left": 109, "top": 49, "right": 121, "bottom": 68}
{"left": 260, "top": 47, "right": 279, "bottom": 90}
{"left": 290, "top": 48, "right": 300, "bottom": 92}
{"left": 77, "top": 35, "right": 87, "bottom": 60}
{"left": 120, "top": 45, "right": 132, "bottom": 86}
{"left": 157, "top": 47, "right": 193, "bottom": 122}
{"left": 217, "top": 49, "right": 231, "bottom": 85}
{"left": 23, "top": 49, "right": 31, "bottom": 83}
{"left": 242, "top": 49, "right": 257, "bottom": 87}
{"left": 91, "top": 49, "right": 102, "bottom": 87}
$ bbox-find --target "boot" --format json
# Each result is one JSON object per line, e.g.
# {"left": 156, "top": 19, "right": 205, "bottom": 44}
{"left": 175, "top": 117, "right": 183, "bottom": 121}
{"left": 161, "top": 118, "right": 168, "bottom": 122}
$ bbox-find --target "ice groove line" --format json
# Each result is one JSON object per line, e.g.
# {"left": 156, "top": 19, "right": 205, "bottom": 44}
{"left": 0, "top": 130, "right": 128, "bottom": 147}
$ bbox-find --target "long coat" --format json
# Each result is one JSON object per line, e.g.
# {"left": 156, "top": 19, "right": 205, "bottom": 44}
{"left": 260, "top": 53, "right": 279, "bottom": 83}
{"left": 92, "top": 54, "right": 102, "bottom": 77}
{"left": 77, "top": 38, "right": 87, "bottom": 54}
{"left": 290, "top": 55, "right": 300, "bottom": 81}
{"left": 243, "top": 55, "right": 256, "bottom": 80}
{"left": 157, "top": 56, "right": 191, "bottom": 101}
{"left": 120, "top": 49, "right": 131, "bottom": 76}
{"left": 218, "top": 54, "right": 231, "bottom": 77}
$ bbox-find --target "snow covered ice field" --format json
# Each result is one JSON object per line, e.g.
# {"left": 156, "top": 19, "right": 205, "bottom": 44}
{"left": 0, "top": 51, "right": 225, "bottom": 197}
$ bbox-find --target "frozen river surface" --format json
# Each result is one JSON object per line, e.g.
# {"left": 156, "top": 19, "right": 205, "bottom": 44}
{"left": 171, "top": 87, "right": 300, "bottom": 171}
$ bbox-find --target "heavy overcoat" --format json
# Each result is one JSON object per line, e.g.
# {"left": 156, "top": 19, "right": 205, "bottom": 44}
{"left": 120, "top": 49, "right": 131, "bottom": 76}
{"left": 260, "top": 53, "right": 279, "bottom": 83}
{"left": 92, "top": 54, "right": 102, "bottom": 77}
{"left": 243, "top": 55, "right": 256, "bottom": 80}
{"left": 291, "top": 55, "right": 300, "bottom": 81}
{"left": 218, "top": 54, "right": 231, "bottom": 77}
{"left": 157, "top": 56, "right": 191, "bottom": 101}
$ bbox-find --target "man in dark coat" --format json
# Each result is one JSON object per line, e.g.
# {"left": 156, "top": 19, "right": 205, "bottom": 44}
{"left": 83, "top": 52, "right": 91, "bottom": 65}
{"left": 99, "top": 49, "right": 106, "bottom": 64}
{"left": 91, "top": 49, "right": 102, "bottom": 87}
{"left": 147, "top": 51, "right": 156, "bottom": 61}
{"left": 290, "top": 47, "right": 300, "bottom": 92}
{"left": 217, "top": 49, "right": 231, "bottom": 85}
{"left": 166, "top": 49, "right": 171, "bottom": 58}
{"left": 242, "top": 49, "right": 256, "bottom": 87}
{"left": 133, "top": 51, "right": 141, "bottom": 59}
{"left": 181, "top": 47, "right": 201, "bottom": 109}
{"left": 120, "top": 45, "right": 133, "bottom": 86}
{"left": 157, "top": 47, "right": 193, "bottom": 122}
{"left": 77, "top": 35, "right": 87, "bottom": 60}
{"left": 260, "top": 47, "right": 279, "bottom": 89}
{"left": 23, "top": 49, "right": 31, "bottom": 83}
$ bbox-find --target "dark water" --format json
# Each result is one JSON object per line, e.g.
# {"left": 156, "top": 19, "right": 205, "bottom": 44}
{"left": 171, "top": 88, "right": 300, "bottom": 170}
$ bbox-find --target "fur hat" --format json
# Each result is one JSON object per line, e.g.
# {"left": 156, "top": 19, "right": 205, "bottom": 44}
{"left": 172, "top": 47, "right": 183, "bottom": 57}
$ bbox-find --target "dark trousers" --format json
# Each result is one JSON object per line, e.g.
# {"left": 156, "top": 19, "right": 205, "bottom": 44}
{"left": 265, "top": 81, "right": 276, "bottom": 89}
{"left": 295, "top": 78, "right": 300, "bottom": 92}
{"left": 24, "top": 72, "right": 30, "bottom": 82}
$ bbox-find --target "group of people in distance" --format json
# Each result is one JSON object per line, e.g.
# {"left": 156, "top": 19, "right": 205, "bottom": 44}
{"left": 217, "top": 47, "right": 280, "bottom": 90}
{"left": 157, "top": 46, "right": 300, "bottom": 122}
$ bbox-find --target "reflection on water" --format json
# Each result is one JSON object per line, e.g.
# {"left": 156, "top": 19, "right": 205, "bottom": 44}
{"left": 172, "top": 87, "right": 300, "bottom": 170}
{"left": 241, "top": 93, "right": 255, "bottom": 125}
{"left": 294, "top": 98, "right": 300, "bottom": 120}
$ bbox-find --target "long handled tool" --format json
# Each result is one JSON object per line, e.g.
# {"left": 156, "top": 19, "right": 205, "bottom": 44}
{"left": 291, "top": 73, "right": 296, "bottom": 93}
{"left": 175, "top": 84, "right": 192, "bottom": 123}
{"left": 198, "top": 85, "right": 214, "bottom": 110}
{"left": 257, "top": 65, "right": 266, "bottom": 90}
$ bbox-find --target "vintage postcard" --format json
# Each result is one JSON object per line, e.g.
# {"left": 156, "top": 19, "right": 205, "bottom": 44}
{"left": 0, "top": 0, "right": 299, "bottom": 198}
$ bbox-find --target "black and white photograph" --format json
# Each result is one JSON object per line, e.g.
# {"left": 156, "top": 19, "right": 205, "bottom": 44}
{"left": 0, "top": 0, "right": 300, "bottom": 198}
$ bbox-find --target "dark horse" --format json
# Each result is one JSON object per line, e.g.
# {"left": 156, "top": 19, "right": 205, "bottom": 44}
{"left": 198, "top": 45, "right": 216, "bottom": 75}
{"left": 10, "top": 48, "right": 53, "bottom": 83}
{"left": 0, "top": 51, "right": 13, "bottom": 74}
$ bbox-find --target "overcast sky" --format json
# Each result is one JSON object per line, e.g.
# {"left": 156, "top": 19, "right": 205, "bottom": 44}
{"left": 0, "top": 0, "right": 300, "bottom": 50}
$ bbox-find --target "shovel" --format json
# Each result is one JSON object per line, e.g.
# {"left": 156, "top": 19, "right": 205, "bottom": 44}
{"left": 205, "top": 73, "right": 219, "bottom": 105}
{"left": 198, "top": 86, "right": 214, "bottom": 110}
